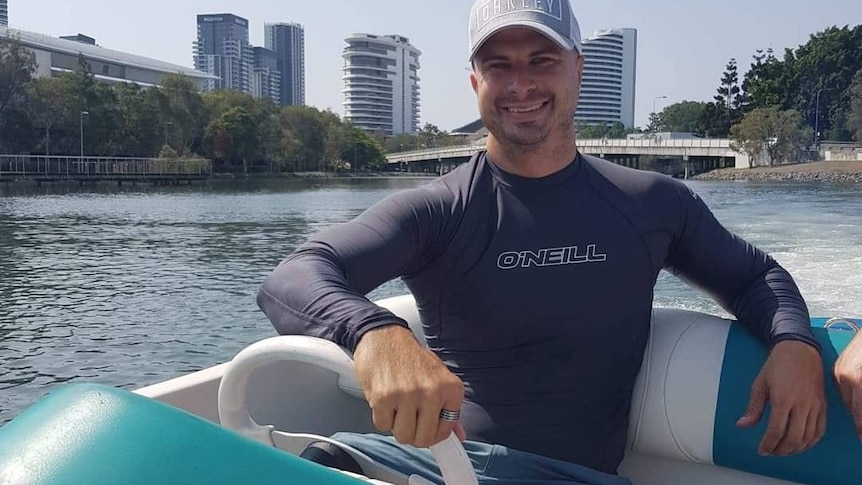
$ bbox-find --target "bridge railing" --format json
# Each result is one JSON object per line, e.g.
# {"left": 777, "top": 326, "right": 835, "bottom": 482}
{"left": 0, "top": 155, "right": 213, "bottom": 178}
{"left": 386, "top": 138, "right": 736, "bottom": 163}
{"left": 579, "top": 138, "right": 732, "bottom": 149}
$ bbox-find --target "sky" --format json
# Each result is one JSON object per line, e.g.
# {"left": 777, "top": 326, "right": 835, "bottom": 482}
{"left": 8, "top": 0, "right": 861, "bottom": 131}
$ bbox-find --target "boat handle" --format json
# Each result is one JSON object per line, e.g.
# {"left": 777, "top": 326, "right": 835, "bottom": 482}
{"left": 217, "top": 335, "right": 478, "bottom": 485}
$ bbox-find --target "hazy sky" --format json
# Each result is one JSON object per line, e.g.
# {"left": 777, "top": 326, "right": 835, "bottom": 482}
{"left": 9, "top": 0, "right": 861, "bottom": 131}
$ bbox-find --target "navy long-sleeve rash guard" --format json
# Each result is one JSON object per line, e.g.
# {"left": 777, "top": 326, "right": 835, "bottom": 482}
{"left": 257, "top": 151, "right": 819, "bottom": 474}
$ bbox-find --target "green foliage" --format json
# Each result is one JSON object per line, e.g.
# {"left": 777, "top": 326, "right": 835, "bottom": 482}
{"left": 646, "top": 112, "right": 666, "bottom": 133}
{"left": 577, "top": 122, "right": 632, "bottom": 139}
{"left": 849, "top": 70, "right": 862, "bottom": 142}
{"left": 383, "top": 123, "right": 469, "bottom": 153}
{"left": 0, "top": 35, "right": 37, "bottom": 153}
{"left": 730, "top": 107, "right": 813, "bottom": 166}
{"left": 1, "top": 46, "right": 390, "bottom": 172}
{"left": 661, "top": 101, "right": 708, "bottom": 133}
{"left": 698, "top": 59, "right": 746, "bottom": 137}
{"left": 741, "top": 25, "right": 862, "bottom": 141}
{"left": 0, "top": 35, "right": 36, "bottom": 120}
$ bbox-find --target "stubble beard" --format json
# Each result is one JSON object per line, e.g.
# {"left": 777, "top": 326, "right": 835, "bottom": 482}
{"left": 484, "top": 98, "right": 577, "bottom": 149}
{"left": 485, "top": 104, "right": 551, "bottom": 147}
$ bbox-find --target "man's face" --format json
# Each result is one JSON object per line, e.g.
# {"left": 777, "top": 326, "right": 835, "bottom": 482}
{"left": 470, "top": 27, "right": 584, "bottom": 147}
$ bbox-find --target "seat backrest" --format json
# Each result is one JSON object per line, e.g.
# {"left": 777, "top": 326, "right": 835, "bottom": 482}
{"left": 0, "top": 383, "right": 377, "bottom": 485}
{"left": 375, "top": 295, "right": 862, "bottom": 485}
{"left": 631, "top": 307, "right": 860, "bottom": 485}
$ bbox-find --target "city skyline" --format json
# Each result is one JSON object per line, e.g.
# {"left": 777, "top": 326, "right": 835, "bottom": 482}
{"left": 192, "top": 14, "right": 304, "bottom": 108}
{"left": 9, "top": 0, "right": 862, "bottom": 131}
{"left": 194, "top": 13, "right": 253, "bottom": 94}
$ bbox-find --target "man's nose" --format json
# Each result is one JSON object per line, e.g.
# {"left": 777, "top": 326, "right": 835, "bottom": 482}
{"left": 506, "top": 66, "right": 537, "bottom": 97}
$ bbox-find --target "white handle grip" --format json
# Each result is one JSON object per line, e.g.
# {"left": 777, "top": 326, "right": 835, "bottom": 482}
{"left": 431, "top": 433, "right": 479, "bottom": 485}
{"left": 217, "top": 335, "right": 479, "bottom": 485}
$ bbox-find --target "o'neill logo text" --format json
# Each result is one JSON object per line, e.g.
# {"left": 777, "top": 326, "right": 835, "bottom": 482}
{"left": 497, "top": 245, "right": 608, "bottom": 270}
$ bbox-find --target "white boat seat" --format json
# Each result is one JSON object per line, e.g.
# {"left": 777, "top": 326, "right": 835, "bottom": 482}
{"left": 217, "top": 294, "right": 861, "bottom": 485}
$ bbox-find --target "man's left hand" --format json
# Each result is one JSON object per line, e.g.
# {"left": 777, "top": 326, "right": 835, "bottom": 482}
{"left": 736, "top": 340, "right": 827, "bottom": 456}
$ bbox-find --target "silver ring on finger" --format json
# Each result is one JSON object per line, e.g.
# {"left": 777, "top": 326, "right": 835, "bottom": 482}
{"left": 439, "top": 409, "right": 460, "bottom": 422}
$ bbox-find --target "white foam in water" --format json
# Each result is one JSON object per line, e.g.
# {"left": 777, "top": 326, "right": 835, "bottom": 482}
{"left": 668, "top": 182, "right": 862, "bottom": 320}
{"left": 768, "top": 227, "right": 862, "bottom": 319}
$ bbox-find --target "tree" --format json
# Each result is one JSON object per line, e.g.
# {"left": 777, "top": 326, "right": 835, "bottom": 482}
{"left": 646, "top": 112, "right": 666, "bottom": 133}
{"left": 577, "top": 122, "right": 629, "bottom": 139}
{"left": 742, "top": 48, "right": 787, "bottom": 110}
{"left": 0, "top": 36, "right": 38, "bottom": 152}
{"left": 26, "top": 78, "right": 66, "bottom": 156}
{"left": 788, "top": 25, "right": 862, "bottom": 141}
{"left": 385, "top": 133, "right": 420, "bottom": 153}
{"left": 740, "top": 25, "right": 862, "bottom": 141}
{"left": 850, "top": 70, "right": 862, "bottom": 142}
{"left": 696, "top": 59, "right": 747, "bottom": 138}
{"left": 343, "top": 126, "right": 387, "bottom": 171}
{"left": 280, "top": 106, "right": 327, "bottom": 171}
{"left": 159, "top": 74, "right": 208, "bottom": 156}
{"left": 662, "top": 101, "right": 708, "bottom": 133}
{"left": 0, "top": 35, "right": 36, "bottom": 121}
{"left": 730, "top": 107, "right": 812, "bottom": 166}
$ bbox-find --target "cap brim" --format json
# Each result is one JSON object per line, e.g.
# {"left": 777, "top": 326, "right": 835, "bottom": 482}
{"left": 469, "top": 21, "right": 578, "bottom": 61}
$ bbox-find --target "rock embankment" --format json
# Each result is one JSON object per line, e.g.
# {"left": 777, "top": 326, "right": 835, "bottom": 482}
{"left": 692, "top": 161, "right": 862, "bottom": 183}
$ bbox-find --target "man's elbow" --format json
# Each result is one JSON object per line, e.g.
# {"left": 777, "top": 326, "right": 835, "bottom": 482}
{"left": 255, "top": 258, "right": 301, "bottom": 334}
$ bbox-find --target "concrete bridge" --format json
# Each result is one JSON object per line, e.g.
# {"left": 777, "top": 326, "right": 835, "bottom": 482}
{"left": 386, "top": 138, "right": 750, "bottom": 178}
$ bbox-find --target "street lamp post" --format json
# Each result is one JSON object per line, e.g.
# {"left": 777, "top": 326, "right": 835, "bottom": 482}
{"left": 652, "top": 95, "right": 667, "bottom": 134}
{"left": 814, "top": 88, "right": 827, "bottom": 152}
{"left": 79, "top": 110, "right": 89, "bottom": 158}
{"left": 164, "top": 121, "right": 174, "bottom": 147}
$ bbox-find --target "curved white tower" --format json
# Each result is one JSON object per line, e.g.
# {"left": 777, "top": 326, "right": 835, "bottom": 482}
{"left": 576, "top": 28, "right": 637, "bottom": 128}
{"left": 342, "top": 34, "right": 421, "bottom": 135}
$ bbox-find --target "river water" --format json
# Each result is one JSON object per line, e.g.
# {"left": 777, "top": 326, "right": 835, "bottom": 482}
{"left": 1, "top": 177, "right": 861, "bottom": 424}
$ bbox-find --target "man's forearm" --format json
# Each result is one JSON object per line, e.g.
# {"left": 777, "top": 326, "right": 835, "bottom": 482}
{"left": 257, "top": 248, "right": 411, "bottom": 352}
{"left": 730, "top": 264, "right": 821, "bottom": 353}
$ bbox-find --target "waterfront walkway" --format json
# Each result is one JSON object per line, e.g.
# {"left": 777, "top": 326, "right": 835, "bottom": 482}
{"left": 0, "top": 155, "right": 213, "bottom": 185}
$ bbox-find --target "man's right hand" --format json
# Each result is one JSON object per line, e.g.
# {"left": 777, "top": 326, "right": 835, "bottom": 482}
{"left": 834, "top": 330, "right": 862, "bottom": 440}
{"left": 353, "top": 325, "right": 466, "bottom": 448}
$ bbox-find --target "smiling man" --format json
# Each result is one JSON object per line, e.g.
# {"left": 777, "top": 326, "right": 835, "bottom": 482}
{"left": 257, "top": 1, "right": 828, "bottom": 483}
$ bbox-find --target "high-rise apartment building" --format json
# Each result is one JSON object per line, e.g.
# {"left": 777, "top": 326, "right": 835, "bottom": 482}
{"left": 264, "top": 23, "right": 305, "bottom": 106}
{"left": 0, "top": 0, "right": 8, "bottom": 27}
{"left": 576, "top": 28, "right": 638, "bottom": 128}
{"left": 342, "top": 34, "right": 421, "bottom": 135}
{"left": 252, "top": 46, "right": 281, "bottom": 105}
{"left": 193, "top": 14, "right": 254, "bottom": 94}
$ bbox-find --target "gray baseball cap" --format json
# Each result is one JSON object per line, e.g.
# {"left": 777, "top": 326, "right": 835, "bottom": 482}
{"left": 468, "top": 0, "right": 582, "bottom": 61}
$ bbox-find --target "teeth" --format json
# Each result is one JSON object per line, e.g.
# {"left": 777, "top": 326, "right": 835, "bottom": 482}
{"left": 508, "top": 104, "right": 543, "bottom": 113}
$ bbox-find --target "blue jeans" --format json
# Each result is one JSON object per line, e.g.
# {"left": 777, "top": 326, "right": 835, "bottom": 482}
{"left": 331, "top": 432, "right": 633, "bottom": 485}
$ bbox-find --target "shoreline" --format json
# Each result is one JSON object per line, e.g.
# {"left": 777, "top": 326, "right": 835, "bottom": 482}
{"left": 0, "top": 171, "right": 437, "bottom": 187}
{"left": 691, "top": 161, "right": 862, "bottom": 183}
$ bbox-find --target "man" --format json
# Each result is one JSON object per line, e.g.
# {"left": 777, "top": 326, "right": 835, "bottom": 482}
{"left": 257, "top": 1, "right": 827, "bottom": 483}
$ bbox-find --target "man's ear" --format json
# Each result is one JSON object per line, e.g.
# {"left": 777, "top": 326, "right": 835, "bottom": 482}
{"left": 470, "top": 69, "right": 479, "bottom": 94}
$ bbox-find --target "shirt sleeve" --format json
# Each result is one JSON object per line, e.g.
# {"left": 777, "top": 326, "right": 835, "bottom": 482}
{"left": 256, "top": 184, "right": 453, "bottom": 352}
{"left": 663, "top": 181, "right": 821, "bottom": 353}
